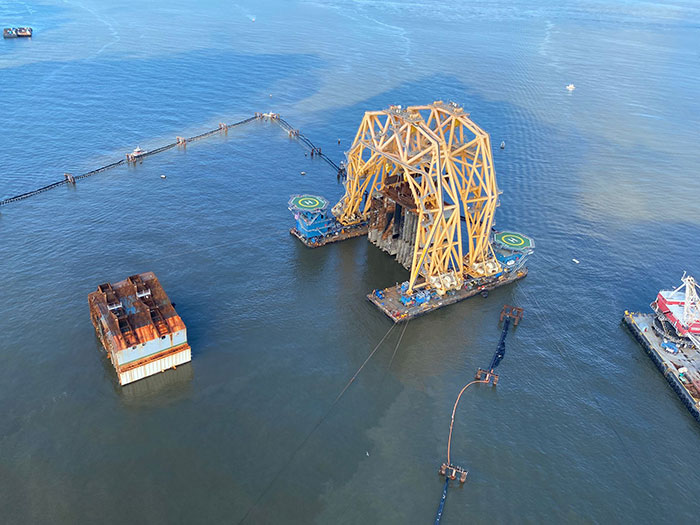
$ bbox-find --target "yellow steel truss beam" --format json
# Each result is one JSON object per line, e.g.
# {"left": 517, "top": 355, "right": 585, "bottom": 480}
{"left": 333, "top": 102, "right": 501, "bottom": 291}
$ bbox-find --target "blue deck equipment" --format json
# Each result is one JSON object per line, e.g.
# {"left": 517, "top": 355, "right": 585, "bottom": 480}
{"left": 661, "top": 341, "right": 679, "bottom": 354}
{"left": 288, "top": 194, "right": 338, "bottom": 242}
{"left": 492, "top": 230, "right": 535, "bottom": 272}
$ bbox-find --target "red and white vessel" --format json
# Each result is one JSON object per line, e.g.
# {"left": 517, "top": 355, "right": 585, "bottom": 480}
{"left": 126, "top": 146, "right": 147, "bottom": 162}
{"left": 625, "top": 274, "right": 700, "bottom": 421}
{"left": 652, "top": 273, "right": 700, "bottom": 349}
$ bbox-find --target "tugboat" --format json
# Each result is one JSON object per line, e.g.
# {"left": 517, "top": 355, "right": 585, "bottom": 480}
{"left": 623, "top": 274, "right": 700, "bottom": 422}
{"left": 3, "top": 27, "right": 32, "bottom": 38}
{"left": 126, "top": 146, "right": 147, "bottom": 163}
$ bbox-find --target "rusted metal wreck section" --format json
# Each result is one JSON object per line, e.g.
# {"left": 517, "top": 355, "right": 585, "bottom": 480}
{"left": 88, "top": 272, "right": 191, "bottom": 386}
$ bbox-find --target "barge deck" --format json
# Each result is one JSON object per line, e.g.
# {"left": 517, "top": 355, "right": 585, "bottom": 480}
{"left": 370, "top": 268, "right": 528, "bottom": 323}
{"left": 623, "top": 311, "right": 700, "bottom": 422}
{"left": 290, "top": 224, "right": 368, "bottom": 248}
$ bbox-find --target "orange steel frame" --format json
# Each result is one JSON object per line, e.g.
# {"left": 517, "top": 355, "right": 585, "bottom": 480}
{"left": 332, "top": 101, "right": 501, "bottom": 292}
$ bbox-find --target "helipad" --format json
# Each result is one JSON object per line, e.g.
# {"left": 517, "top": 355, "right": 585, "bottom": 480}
{"left": 288, "top": 194, "right": 328, "bottom": 213}
{"left": 493, "top": 231, "right": 534, "bottom": 250}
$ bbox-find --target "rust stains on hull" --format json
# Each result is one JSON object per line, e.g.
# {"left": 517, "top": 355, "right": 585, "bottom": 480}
{"left": 88, "top": 271, "right": 191, "bottom": 386}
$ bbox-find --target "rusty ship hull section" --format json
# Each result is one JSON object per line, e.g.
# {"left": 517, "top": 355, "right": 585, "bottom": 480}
{"left": 88, "top": 272, "right": 191, "bottom": 386}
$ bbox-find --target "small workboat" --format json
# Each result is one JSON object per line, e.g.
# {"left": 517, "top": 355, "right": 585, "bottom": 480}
{"left": 126, "top": 146, "right": 147, "bottom": 162}
{"left": 16, "top": 27, "right": 32, "bottom": 37}
{"left": 566, "top": 83, "right": 575, "bottom": 91}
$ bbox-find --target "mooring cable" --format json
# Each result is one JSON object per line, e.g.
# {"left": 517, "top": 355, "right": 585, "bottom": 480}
{"left": 330, "top": 323, "right": 398, "bottom": 405}
{"left": 386, "top": 320, "right": 409, "bottom": 373}
{"left": 237, "top": 322, "right": 397, "bottom": 524}
{"left": 376, "top": 320, "right": 410, "bottom": 390}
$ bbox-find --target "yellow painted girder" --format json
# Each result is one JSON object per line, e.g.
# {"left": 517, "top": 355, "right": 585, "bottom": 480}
{"left": 334, "top": 102, "right": 501, "bottom": 291}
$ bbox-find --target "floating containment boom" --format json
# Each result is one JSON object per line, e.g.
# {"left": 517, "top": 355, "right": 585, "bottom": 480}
{"left": 288, "top": 101, "right": 534, "bottom": 320}
{"left": 88, "top": 272, "right": 191, "bottom": 386}
{"left": 435, "top": 305, "right": 523, "bottom": 523}
{"left": 475, "top": 304, "right": 524, "bottom": 385}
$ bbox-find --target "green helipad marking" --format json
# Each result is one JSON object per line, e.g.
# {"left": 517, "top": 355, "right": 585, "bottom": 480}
{"left": 289, "top": 194, "right": 328, "bottom": 211}
{"left": 299, "top": 197, "right": 320, "bottom": 208}
{"left": 494, "top": 231, "right": 533, "bottom": 249}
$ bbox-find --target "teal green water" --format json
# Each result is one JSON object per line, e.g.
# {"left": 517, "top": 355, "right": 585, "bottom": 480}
{"left": 1, "top": 1, "right": 699, "bottom": 523}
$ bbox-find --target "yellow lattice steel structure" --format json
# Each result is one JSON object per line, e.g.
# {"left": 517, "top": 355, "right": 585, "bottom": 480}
{"left": 332, "top": 101, "right": 501, "bottom": 292}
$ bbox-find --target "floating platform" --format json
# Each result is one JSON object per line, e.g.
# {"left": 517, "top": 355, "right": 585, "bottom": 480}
{"left": 623, "top": 311, "right": 700, "bottom": 422}
{"left": 370, "top": 268, "right": 528, "bottom": 322}
{"left": 290, "top": 224, "right": 368, "bottom": 248}
{"left": 287, "top": 194, "right": 368, "bottom": 247}
{"left": 88, "top": 272, "right": 191, "bottom": 386}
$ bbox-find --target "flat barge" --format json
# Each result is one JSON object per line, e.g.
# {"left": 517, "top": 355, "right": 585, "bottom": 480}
{"left": 370, "top": 268, "right": 527, "bottom": 322}
{"left": 623, "top": 274, "right": 700, "bottom": 422}
{"left": 290, "top": 224, "right": 368, "bottom": 247}
{"left": 287, "top": 191, "right": 533, "bottom": 320}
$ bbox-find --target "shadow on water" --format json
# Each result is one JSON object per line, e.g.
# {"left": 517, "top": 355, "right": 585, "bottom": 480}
{"left": 112, "top": 363, "right": 194, "bottom": 408}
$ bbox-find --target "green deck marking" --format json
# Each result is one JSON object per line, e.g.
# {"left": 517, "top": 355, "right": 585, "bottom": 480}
{"left": 494, "top": 231, "right": 532, "bottom": 249}
{"left": 289, "top": 195, "right": 328, "bottom": 211}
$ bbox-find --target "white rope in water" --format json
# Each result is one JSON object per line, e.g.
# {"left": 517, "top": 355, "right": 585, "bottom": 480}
{"left": 238, "top": 322, "right": 398, "bottom": 524}
{"left": 379, "top": 320, "right": 410, "bottom": 388}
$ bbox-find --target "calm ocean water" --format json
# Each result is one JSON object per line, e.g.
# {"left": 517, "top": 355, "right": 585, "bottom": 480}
{"left": 1, "top": 1, "right": 699, "bottom": 523}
